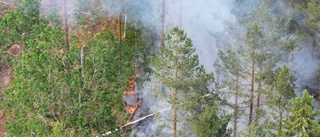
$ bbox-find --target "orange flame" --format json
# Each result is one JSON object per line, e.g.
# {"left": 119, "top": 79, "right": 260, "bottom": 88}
{"left": 127, "top": 119, "right": 133, "bottom": 124}
{"left": 125, "top": 100, "right": 142, "bottom": 114}
{"left": 126, "top": 106, "right": 137, "bottom": 114}
{"left": 136, "top": 100, "right": 142, "bottom": 107}
{"left": 123, "top": 90, "right": 136, "bottom": 96}
{"left": 123, "top": 74, "right": 142, "bottom": 128}
{"left": 129, "top": 80, "right": 135, "bottom": 89}
{"left": 130, "top": 73, "right": 140, "bottom": 79}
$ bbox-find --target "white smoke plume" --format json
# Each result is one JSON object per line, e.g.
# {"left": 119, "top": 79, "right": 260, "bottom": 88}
{"left": 38, "top": 0, "right": 319, "bottom": 136}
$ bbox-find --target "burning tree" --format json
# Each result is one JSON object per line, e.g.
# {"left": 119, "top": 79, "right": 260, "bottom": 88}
{"left": 151, "top": 27, "right": 231, "bottom": 137}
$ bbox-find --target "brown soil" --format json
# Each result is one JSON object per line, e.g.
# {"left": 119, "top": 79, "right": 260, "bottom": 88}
{"left": 0, "top": 44, "right": 22, "bottom": 137}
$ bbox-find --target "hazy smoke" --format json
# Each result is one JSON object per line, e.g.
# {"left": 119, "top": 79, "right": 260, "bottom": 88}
{"left": 38, "top": 0, "right": 319, "bottom": 136}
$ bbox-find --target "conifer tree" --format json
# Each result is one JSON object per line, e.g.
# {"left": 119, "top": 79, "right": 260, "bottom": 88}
{"left": 1, "top": 1, "right": 150, "bottom": 136}
{"left": 222, "top": 1, "right": 297, "bottom": 135}
{"left": 280, "top": 90, "right": 320, "bottom": 137}
{"left": 151, "top": 26, "right": 230, "bottom": 137}
{"left": 218, "top": 49, "right": 247, "bottom": 137}
{"left": 268, "top": 65, "right": 296, "bottom": 135}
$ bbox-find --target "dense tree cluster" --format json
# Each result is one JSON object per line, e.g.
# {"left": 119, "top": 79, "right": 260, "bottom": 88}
{"left": 0, "top": 0, "right": 319, "bottom": 137}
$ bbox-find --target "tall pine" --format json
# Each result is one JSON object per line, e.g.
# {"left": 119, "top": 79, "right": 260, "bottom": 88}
{"left": 280, "top": 90, "right": 320, "bottom": 137}
{"left": 151, "top": 26, "right": 230, "bottom": 137}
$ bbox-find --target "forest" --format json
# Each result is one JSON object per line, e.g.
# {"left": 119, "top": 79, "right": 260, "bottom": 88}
{"left": 0, "top": 0, "right": 319, "bottom": 137}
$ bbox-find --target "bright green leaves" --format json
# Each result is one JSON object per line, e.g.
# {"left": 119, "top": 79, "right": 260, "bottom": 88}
{"left": 2, "top": 15, "right": 67, "bottom": 136}
{"left": 274, "top": 65, "right": 296, "bottom": 98}
{"left": 246, "top": 22, "right": 263, "bottom": 50}
{"left": 193, "top": 103, "right": 232, "bottom": 137}
{"left": 20, "top": 0, "right": 41, "bottom": 18}
{"left": 305, "top": 0, "right": 320, "bottom": 32}
{"left": 1, "top": 5, "right": 150, "bottom": 136}
{"left": 151, "top": 26, "right": 230, "bottom": 136}
{"left": 281, "top": 90, "right": 320, "bottom": 137}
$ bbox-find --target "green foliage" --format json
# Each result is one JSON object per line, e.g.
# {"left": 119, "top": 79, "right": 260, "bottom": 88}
{"left": 0, "top": 9, "right": 41, "bottom": 48}
{"left": 222, "top": 1, "right": 298, "bottom": 136}
{"left": 20, "top": 0, "right": 40, "bottom": 18}
{"left": 274, "top": 65, "right": 296, "bottom": 98}
{"left": 267, "top": 65, "right": 296, "bottom": 135}
{"left": 240, "top": 123, "right": 262, "bottom": 137}
{"left": 193, "top": 102, "right": 232, "bottom": 137}
{"left": 305, "top": 0, "right": 320, "bottom": 32}
{"left": 46, "top": 122, "right": 75, "bottom": 137}
{"left": 1, "top": 3, "right": 150, "bottom": 136}
{"left": 280, "top": 90, "right": 320, "bottom": 137}
{"left": 151, "top": 26, "right": 231, "bottom": 136}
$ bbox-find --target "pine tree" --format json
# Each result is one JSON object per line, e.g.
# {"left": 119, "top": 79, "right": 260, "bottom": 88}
{"left": 222, "top": 1, "right": 297, "bottom": 135}
{"left": 1, "top": 1, "right": 150, "bottom": 135}
{"left": 160, "top": 0, "right": 165, "bottom": 47}
{"left": 268, "top": 65, "right": 296, "bottom": 135}
{"left": 151, "top": 26, "right": 230, "bottom": 137}
{"left": 218, "top": 49, "right": 247, "bottom": 137}
{"left": 280, "top": 90, "right": 320, "bottom": 137}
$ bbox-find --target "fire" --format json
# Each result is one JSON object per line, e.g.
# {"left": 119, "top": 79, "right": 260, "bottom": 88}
{"left": 126, "top": 106, "right": 137, "bottom": 114}
{"left": 123, "top": 73, "right": 142, "bottom": 132}
{"left": 130, "top": 73, "right": 140, "bottom": 79}
{"left": 129, "top": 80, "right": 135, "bottom": 89}
{"left": 125, "top": 100, "right": 142, "bottom": 114}
{"left": 127, "top": 119, "right": 133, "bottom": 124}
{"left": 123, "top": 73, "right": 140, "bottom": 96}
{"left": 136, "top": 100, "right": 142, "bottom": 106}
{"left": 123, "top": 90, "right": 136, "bottom": 96}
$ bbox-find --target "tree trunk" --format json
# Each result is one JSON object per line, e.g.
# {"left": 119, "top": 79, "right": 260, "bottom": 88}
{"left": 215, "top": 49, "right": 220, "bottom": 92}
{"left": 249, "top": 58, "right": 255, "bottom": 126}
{"left": 80, "top": 46, "right": 85, "bottom": 84}
{"left": 118, "top": 0, "right": 122, "bottom": 44}
{"left": 173, "top": 42, "right": 178, "bottom": 137}
{"left": 255, "top": 64, "right": 261, "bottom": 124}
{"left": 279, "top": 97, "right": 282, "bottom": 130}
{"left": 160, "top": 0, "right": 165, "bottom": 47}
{"left": 233, "top": 75, "right": 239, "bottom": 137}
{"left": 63, "top": 0, "right": 69, "bottom": 51}
{"left": 318, "top": 75, "right": 320, "bottom": 100}
{"left": 123, "top": 0, "right": 127, "bottom": 38}
{"left": 173, "top": 89, "right": 177, "bottom": 137}
{"left": 178, "top": 0, "right": 182, "bottom": 28}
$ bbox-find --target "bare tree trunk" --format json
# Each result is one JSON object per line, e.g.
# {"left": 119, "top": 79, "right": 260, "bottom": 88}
{"left": 215, "top": 49, "right": 220, "bottom": 92}
{"left": 118, "top": 0, "right": 122, "bottom": 44}
{"left": 98, "top": 92, "right": 217, "bottom": 136}
{"left": 173, "top": 89, "right": 177, "bottom": 137}
{"left": 173, "top": 48, "right": 178, "bottom": 137}
{"left": 249, "top": 58, "right": 255, "bottom": 126}
{"left": 80, "top": 46, "right": 85, "bottom": 80}
{"left": 178, "top": 0, "right": 182, "bottom": 28}
{"left": 123, "top": 0, "right": 127, "bottom": 38}
{"left": 279, "top": 97, "right": 282, "bottom": 130}
{"left": 160, "top": 0, "right": 165, "bottom": 47}
{"left": 233, "top": 75, "right": 239, "bottom": 137}
{"left": 255, "top": 64, "right": 261, "bottom": 124}
{"left": 63, "top": 0, "right": 69, "bottom": 51}
{"left": 99, "top": 107, "right": 171, "bottom": 137}
{"left": 318, "top": 75, "right": 320, "bottom": 100}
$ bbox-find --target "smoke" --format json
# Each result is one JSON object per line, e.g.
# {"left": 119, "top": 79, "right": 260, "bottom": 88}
{"left": 38, "top": 0, "right": 320, "bottom": 136}
{"left": 290, "top": 43, "right": 320, "bottom": 97}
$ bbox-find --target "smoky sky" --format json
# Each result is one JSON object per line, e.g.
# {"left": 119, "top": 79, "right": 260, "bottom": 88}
{"left": 39, "top": 0, "right": 319, "bottom": 136}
